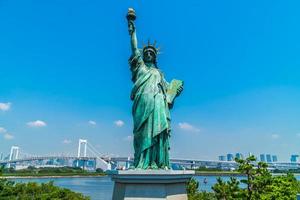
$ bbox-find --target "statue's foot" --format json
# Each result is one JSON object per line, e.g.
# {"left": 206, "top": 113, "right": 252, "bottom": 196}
{"left": 149, "top": 163, "right": 158, "bottom": 170}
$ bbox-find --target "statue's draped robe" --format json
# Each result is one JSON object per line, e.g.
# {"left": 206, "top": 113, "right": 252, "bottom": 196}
{"left": 129, "top": 53, "right": 171, "bottom": 169}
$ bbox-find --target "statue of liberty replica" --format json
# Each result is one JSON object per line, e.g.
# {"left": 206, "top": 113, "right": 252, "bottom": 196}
{"left": 127, "top": 8, "right": 184, "bottom": 170}
{"left": 111, "top": 9, "right": 192, "bottom": 200}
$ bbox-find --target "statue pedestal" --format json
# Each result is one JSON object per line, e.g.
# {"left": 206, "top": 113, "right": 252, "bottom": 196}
{"left": 111, "top": 170, "right": 195, "bottom": 200}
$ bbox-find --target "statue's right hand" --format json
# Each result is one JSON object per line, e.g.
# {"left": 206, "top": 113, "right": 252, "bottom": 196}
{"left": 128, "top": 20, "right": 135, "bottom": 35}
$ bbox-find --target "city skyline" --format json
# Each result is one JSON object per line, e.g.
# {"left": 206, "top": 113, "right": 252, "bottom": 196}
{"left": 2, "top": 1, "right": 300, "bottom": 161}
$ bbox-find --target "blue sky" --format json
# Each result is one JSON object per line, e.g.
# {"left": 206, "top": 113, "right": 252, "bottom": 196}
{"left": 1, "top": 1, "right": 300, "bottom": 161}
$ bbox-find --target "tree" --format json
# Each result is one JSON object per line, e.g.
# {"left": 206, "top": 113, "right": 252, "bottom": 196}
{"left": 187, "top": 178, "right": 199, "bottom": 197}
{"left": 187, "top": 157, "right": 300, "bottom": 199}
{"left": 209, "top": 156, "right": 300, "bottom": 200}
{"left": 96, "top": 168, "right": 104, "bottom": 173}
{"left": 0, "top": 166, "right": 4, "bottom": 176}
{"left": 0, "top": 165, "right": 90, "bottom": 199}
{"left": 235, "top": 155, "right": 272, "bottom": 199}
{"left": 212, "top": 177, "right": 241, "bottom": 200}
{"left": 187, "top": 178, "right": 216, "bottom": 200}
{"left": 0, "top": 179, "right": 90, "bottom": 199}
{"left": 260, "top": 173, "right": 300, "bottom": 200}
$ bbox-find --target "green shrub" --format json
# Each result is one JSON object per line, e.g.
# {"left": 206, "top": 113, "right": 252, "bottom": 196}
{"left": 187, "top": 156, "right": 300, "bottom": 200}
{"left": 0, "top": 179, "right": 90, "bottom": 200}
{"left": 187, "top": 178, "right": 216, "bottom": 200}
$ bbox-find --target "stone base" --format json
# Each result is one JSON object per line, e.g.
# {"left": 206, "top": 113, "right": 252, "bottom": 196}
{"left": 111, "top": 170, "right": 195, "bottom": 200}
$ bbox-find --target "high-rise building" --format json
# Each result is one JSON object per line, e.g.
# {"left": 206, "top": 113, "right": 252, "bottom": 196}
{"left": 227, "top": 153, "right": 234, "bottom": 161}
{"left": 235, "top": 153, "right": 243, "bottom": 159}
{"left": 266, "top": 154, "right": 272, "bottom": 163}
{"left": 260, "top": 154, "right": 266, "bottom": 162}
{"left": 218, "top": 155, "right": 226, "bottom": 161}
{"left": 0, "top": 152, "right": 3, "bottom": 161}
{"left": 272, "top": 155, "right": 278, "bottom": 162}
{"left": 291, "top": 155, "right": 299, "bottom": 163}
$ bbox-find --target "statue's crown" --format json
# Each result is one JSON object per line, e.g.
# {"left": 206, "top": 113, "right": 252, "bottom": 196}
{"left": 142, "top": 40, "right": 160, "bottom": 56}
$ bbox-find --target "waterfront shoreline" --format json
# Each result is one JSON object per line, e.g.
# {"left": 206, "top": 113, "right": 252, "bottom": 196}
{"left": 2, "top": 172, "right": 297, "bottom": 179}
{"left": 2, "top": 172, "right": 240, "bottom": 178}
{"left": 1, "top": 175, "right": 107, "bottom": 179}
{"left": 195, "top": 171, "right": 246, "bottom": 176}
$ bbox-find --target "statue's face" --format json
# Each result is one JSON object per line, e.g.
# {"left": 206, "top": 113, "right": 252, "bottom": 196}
{"left": 143, "top": 50, "right": 155, "bottom": 64}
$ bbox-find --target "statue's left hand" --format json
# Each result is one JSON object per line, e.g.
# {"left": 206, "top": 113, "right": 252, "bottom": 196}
{"left": 176, "top": 85, "right": 184, "bottom": 96}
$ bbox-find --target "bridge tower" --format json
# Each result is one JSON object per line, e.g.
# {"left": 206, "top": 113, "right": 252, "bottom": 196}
{"left": 77, "top": 139, "right": 87, "bottom": 157}
{"left": 9, "top": 146, "right": 19, "bottom": 161}
{"left": 77, "top": 139, "right": 87, "bottom": 168}
{"left": 8, "top": 146, "right": 19, "bottom": 168}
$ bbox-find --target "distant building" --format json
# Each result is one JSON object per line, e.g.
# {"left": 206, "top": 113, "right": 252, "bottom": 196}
{"left": 235, "top": 153, "right": 243, "bottom": 160}
{"left": 291, "top": 155, "right": 299, "bottom": 163}
{"left": 218, "top": 155, "right": 226, "bottom": 161}
{"left": 260, "top": 154, "right": 266, "bottom": 162}
{"left": 272, "top": 155, "right": 278, "bottom": 162}
{"left": 4, "top": 155, "right": 9, "bottom": 161}
{"left": 266, "top": 154, "right": 272, "bottom": 163}
{"left": 227, "top": 153, "right": 234, "bottom": 161}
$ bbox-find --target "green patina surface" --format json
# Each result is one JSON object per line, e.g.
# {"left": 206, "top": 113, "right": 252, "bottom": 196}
{"left": 126, "top": 8, "right": 183, "bottom": 169}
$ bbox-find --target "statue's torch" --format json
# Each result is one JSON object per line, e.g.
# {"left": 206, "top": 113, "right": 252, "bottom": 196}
{"left": 127, "top": 8, "right": 136, "bottom": 35}
{"left": 127, "top": 8, "right": 136, "bottom": 21}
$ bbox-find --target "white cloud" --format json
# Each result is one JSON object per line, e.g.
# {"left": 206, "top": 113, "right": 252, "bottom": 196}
{"left": 271, "top": 134, "right": 280, "bottom": 139}
{"left": 4, "top": 133, "right": 14, "bottom": 140}
{"left": 178, "top": 122, "right": 200, "bottom": 133}
{"left": 62, "top": 139, "right": 72, "bottom": 144}
{"left": 88, "top": 120, "right": 97, "bottom": 126}
{"left": 0, "top": 102, "right": 11, "bottom": 111}
{"left": 114, "top": 120, "right": 125, "bottom": 127}
{"left": 0, "top": 127, "right": 7, "bottom": 133}
{"left": 27, "top": 120, "right": 47, "bottom": 128}
{"left": 123, "top": 135, "right": 133, "bottom": 141}
{"left": 0, "top": 128, "right": 14, "bottom": 140}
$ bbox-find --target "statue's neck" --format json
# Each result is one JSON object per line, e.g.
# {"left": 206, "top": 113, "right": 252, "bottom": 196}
{"left": 145, "top": 62, "right": 156, "bottom": 68}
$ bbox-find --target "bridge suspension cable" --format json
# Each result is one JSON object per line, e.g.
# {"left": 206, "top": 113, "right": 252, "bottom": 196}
{"left": 86, "top": 142, "right": 110, "bottom": 171}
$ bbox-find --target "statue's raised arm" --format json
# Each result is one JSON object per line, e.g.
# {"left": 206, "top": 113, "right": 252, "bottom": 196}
{"left": 127, "top": 8, "right": 139, "bottom": 56}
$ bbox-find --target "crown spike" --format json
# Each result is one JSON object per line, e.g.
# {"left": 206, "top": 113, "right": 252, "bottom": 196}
{"left": 153, "top": 40, "right": 157, "bottom": 47}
